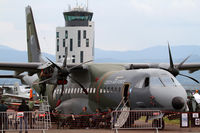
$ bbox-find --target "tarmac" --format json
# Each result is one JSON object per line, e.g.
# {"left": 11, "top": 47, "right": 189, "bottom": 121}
{"left": 4, "top": 124, "right": 200, "bottom": 133}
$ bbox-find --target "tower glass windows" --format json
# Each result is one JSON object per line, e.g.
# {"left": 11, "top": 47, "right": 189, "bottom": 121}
{"left": 57, "top": 39, "right": 59, "bottom": 52}
{"left": 86, "top": 39, "right": 89, "bottom": 47}
{"left": 80, "top": 51, "right": 83, "bottom": 63}
{"left": 64, "top": 13, "right": 93, "bottom": 21}
{"left": 72, "top": 55, "right": 75, "bottom": 63}
{"left": 70, "top": 39, "right": 73, "bottom": 51}
{"left": 65, "top": 30, "right": 68, "bottom": 39}
{"left": 78, "top": 30, "right": 81, "bottom": 47}
{"left": 83, "top": 30, "right": 86, "bottom": 39}
{"left": 56, "top": 32, "right": 59, "bottom": 38}
{"left": 63, "top": 39, "right": 65, "bottom": 47}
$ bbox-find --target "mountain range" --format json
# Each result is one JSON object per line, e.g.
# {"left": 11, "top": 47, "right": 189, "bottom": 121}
{"left": 95, "top": 45, "right": 200, "bottom": 63}
{"left": 0, "top": 44, "right": 200, "bottom": 87}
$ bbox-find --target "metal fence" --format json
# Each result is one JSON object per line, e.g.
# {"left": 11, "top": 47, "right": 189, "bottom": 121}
{"left": 53, "top": 112, "right": 112, "bottom": 129}
{"left": 112, "top": 110, "right": 163, "bottom": 130}
{"left": 0, "top": 111, "right": 50, "bottom": 132}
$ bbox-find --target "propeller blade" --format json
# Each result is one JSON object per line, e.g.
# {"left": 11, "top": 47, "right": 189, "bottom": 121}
{"left": 46, "top": 57, "right": 62, "bottom": 71}
{"left": 59, "top": 79, "right": 65, "bottom": 99}
{"left": 177, "top": 55, "right": 191, "bottom": 69}
{"left": 179, "top": 73, "right": 199, "bottom": 83}
{"left": 69, "top": 75, "right": 88, "bottom": 95}
{"left": 33, "top": 78, "right": 52, "bottom": 85}
{"left": 69, "top": 60, "right": 93, "bottom": 71}
{"left": 168, "top": 42, "right": 174, "bottom": 69}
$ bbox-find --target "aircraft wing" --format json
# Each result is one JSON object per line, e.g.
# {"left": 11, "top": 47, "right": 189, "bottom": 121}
{"left": 3, "top": 93, "right": 30, "bottom": 100}
{"left": 0, "top": 62, "right": 199, "bottom": 73}
{"left": 0, "top": 61, "right": 85, "bottom": 78}
{"left": 177, "top": 63, "right": 200, "bottom": 73}
{"left": 128, "top": 63, "right": 200, "bottom": 73}
{"left": 0, "top": 62, "right": 42, "bottom": 73}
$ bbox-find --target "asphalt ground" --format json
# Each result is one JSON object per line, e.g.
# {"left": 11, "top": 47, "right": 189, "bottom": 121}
{"left": 4, "top": 124, "right": 200, "bottom": 133}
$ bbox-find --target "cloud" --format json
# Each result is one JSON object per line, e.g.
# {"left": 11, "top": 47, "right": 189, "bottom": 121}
{"left": 0, "top": 0, "right": 200, "bottom": 54}
{"left": 129, "top": 0, "right": 200, "bottom": 21}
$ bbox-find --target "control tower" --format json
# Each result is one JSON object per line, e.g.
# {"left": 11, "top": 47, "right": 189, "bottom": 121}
{"left": 56, "top": 6, "right": 94, "bottom": 64}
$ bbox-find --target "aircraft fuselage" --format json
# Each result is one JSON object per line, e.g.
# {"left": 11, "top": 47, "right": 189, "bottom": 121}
{"left": 42, "top": 64, "right": 187, "bottom": 115}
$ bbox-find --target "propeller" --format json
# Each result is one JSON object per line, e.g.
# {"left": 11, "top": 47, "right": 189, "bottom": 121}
{"left": 39, "top": 53, "right": 92, "bottom": 98}
{"left": 164, "top": 43, "right": 199, "bottom": 83}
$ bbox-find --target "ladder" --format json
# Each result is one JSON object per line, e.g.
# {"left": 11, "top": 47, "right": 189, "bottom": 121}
{"left": 39, "top": 96, "right": 52, "bottom": 128}
{"left": 114, "top": 98, "right": 130, "bottom": 128}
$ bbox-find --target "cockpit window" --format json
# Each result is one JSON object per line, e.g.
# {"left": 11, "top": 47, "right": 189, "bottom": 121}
{"left": 134, "top": 77, "right": 149, "bottom": 88}
{"left": 150, "top": 77, "right": 165, "bottom": 87}
{"left": 150, "top": 76, "right": 180, "bottom": 87}
{"left": 160, "top": 76, "right": 176, "bottom": 87}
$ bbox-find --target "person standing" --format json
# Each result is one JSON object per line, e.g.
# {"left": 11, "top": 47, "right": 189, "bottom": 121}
{"left": 28, "top": 99, "right": 35, "bottom": 129}
{"left": 79, "top": 106, "right": 89, "bottom": 128}
{"left": 0, "top": 100, "right": 8, "bottom": 133}
{"left": 18, "top": 99, "right": 29, "bottom": 133}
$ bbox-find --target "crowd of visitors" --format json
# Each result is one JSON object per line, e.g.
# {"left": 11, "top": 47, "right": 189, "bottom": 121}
{"left": 56, "top": 106, "right": 113, "bottom": 129}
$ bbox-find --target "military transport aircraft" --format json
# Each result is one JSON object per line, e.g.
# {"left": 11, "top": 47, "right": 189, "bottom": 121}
{"left": 0, "top": 6, "right": 200, "bottom": 127}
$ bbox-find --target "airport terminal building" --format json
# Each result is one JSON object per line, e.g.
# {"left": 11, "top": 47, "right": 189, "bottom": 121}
{"left": 56, "top": 7, "right": 94, "bottom": 64}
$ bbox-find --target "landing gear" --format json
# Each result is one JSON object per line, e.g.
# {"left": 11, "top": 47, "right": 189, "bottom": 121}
{"left": 152, "top": 118, "right": 165, "bottom": 130}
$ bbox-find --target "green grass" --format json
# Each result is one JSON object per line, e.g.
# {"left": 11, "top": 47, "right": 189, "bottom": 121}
{"left": 163, "top": 117, "right": 180, "bottom": 125}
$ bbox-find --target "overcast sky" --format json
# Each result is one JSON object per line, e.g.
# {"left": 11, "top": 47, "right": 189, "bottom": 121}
{"left": 0, "top": 0, "right": 200, "bottom": 54}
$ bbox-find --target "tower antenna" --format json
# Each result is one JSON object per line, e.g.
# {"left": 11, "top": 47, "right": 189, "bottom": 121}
{"left": 76, "top": 0, "right": 78, "bottom": 7}
{"left": 87, "top": 0, "right": 89, "bottom": 11}
{"left": 68, "top": 4, "right": 71, "bottom": 11}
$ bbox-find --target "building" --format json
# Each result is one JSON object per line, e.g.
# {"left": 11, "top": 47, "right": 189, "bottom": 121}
{"left": 56, "top": 6, "right": 94, "bottom": 64}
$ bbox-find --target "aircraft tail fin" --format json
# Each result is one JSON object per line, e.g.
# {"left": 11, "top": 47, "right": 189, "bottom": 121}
{"left": 26, "top": 6, "right": 42, "bottom": 62}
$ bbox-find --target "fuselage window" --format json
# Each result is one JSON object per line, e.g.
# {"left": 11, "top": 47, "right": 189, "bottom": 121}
{"left": 144, "top": 77, "right": 150, "bottom": 87}
{"left": 74, "top": 88, "right": 77, "bottom": 94}
{"left": 68, "top": 88, "right": 71, "bottom": 94}
{"left": 87, "top": 88, "right": 90, "bottom": 93}
{"left": 100, "top": 89, "right": 102, "bottom": 93}
{"left": 90, "top": 88, "right": 93, "bottom": 93}
{"left": 65, "top": 89, "right": 68, "bottom": 94}
{"left": 93, "top": 88, "right": 96, "bottom": 93}
{"left": 110, "top": 87, "right": 113, "bottom": 93}
{"left": 107, "top": 87, "right": 110, "bottom": 93}
{"left": 71, "top": 88, "right": 74, "bottom": 94}
{"left": 103, "top": 88, "right": 106, "bottom": 93}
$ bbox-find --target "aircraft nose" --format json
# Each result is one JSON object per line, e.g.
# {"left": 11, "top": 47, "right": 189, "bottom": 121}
{"left": 172, "top": 97, "right": 185, "bottom": 110}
